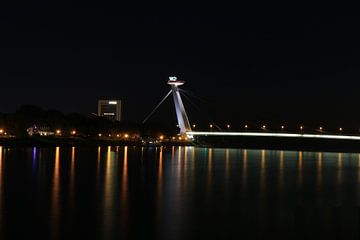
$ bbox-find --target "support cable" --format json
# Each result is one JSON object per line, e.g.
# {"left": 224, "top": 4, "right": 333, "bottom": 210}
{"left": 142, "top": 90, "right": 172, "bottom": 124}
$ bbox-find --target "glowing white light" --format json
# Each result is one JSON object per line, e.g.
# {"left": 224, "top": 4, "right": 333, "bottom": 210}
{"left": 186, "top": 131, "right": 360, "bottom": 141}
{"left": 108, "top": 101, "right": 117, "bottom": 105}
{"left": 169, "top": 77, "right": 177, "bottom": 81}
{"left": 103, "top": 113, "right": 115, "bottom": 116}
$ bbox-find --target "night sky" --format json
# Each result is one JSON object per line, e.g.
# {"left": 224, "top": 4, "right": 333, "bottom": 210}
{"left": 1, "top": 3, "right": 360, "bottom": 128}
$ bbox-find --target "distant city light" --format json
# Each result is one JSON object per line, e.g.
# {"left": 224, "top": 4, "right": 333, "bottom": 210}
{"left": 108, "top": 134, "right": 111, "bottom": 137}
{"left": 124, "top": 134, "right": 129, "bottom": 138}
{"left": 339, "top": 127, "right": 343, "bottom": 132}
{"left": 56, "top": 129, "right": 61, "bottom": 135}
{"left": 281, "top": 125, "right": 285, "bottom": 130}
{"left": 300, "top": 126, "right": 303, "bottom": 130}
{"left": 0, "top": 129, "right": 3, "bottom": 134}
{"left": 71, "top": 130, "right": 76, "bottom": 135}
{"left": 192, "top": 124, "right": 196, "bottom": 128}
{"left": 319, "top": 127, "right": 323, "bottom": 131}
{"left": 178, "top": 136, "right": 182, "bottom": 140}
{"left": 98, "top": 133, "right": 102, "bottom": 137}
{"left": 210, "top": 124, "right": 213, "bottom": 128}
{"left": 227, "top": 124, "right": 230, "bottom": 129}
{"left": 262, "top": 125, "right": 266, "bottom": 130}
{"left": 116, "top": 134, "right": 120, "bottom": 137}
{"left": 159, "top": 135, "right": 164, "bottom": 140}
{"left": 245, "top": 125, "right": 248, "bottom": 129}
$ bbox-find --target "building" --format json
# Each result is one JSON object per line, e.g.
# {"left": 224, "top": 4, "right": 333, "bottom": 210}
{"left": 97, "top": 99, "right": 122, "bottom": 121}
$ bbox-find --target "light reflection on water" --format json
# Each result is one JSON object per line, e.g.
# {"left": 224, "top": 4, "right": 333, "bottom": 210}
{"left": 0, "top": 146, "right": 360, "bottom": 239}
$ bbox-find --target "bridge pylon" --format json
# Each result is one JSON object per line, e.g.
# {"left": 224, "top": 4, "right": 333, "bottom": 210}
{"left": 167, "top": 77, "right": 192, "bottom": 136}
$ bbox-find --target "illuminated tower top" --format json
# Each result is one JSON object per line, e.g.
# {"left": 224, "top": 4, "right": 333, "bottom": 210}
{"left": 167, "top": 76, "right": 185, "bottom": 86}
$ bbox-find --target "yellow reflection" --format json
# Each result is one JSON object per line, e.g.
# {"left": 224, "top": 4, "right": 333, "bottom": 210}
{"left": 337, "top": 153, "right": 343, "bottom": 184}
{"left": 184, "top": 146, "right": 188, "bottom": 179}
{"left": 317, "top": 152, "right": 323, "bottom": 188}
{"left": 177, "top": 146, "right": 182, "bottom": 183}
{"left": 298, "top": 151, "right": 303, "bottom": 187}
{"left": 242, "top": 149, "right": 248, "bottom": 190}
{"left": 121, "top": 146, "right": 128, "bottom": 208}
{"left": 191, "top": 147, "right": 195, "bottom": 176}
{"left": 208, "top": 148, "right": 213, "bottom": 187}
{"left": 69, "top": 147, "right": 76, "bottom": 207}
{"left": 225, "top": 148, "right": 230, "bottom": 176}
{"left": 225, "top": 149, "right": 230, "bottom": 192}
{"left": 278, "top": 151, "right": 284, "bottom": 191}
{"left": 357, "top": 154, "right": 360, "bottom": 205}
{"left": 51, "top": 147, "right": 60, "bottom": 239}
{"left": 260, "top": 150, "right": 266, "bottom": 195}
{"left": 0, "top": 146, "right": 3, "bottom": 225}
{"left": 103, "top": 146, "right": 116, "bottom": 237}
{"left": 157, "top": 147, "right": 163, "bottom": 201}
{"left": 336, "top": 153, "right": 343, "bottom": 205}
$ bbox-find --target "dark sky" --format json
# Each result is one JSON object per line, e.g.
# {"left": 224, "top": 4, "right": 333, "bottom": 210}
{"left": 1, "top": 3, "right": 360, "bottom": 127}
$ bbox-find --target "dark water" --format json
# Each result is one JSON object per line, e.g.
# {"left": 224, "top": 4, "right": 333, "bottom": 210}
{"left": 1, "top": 146, "right": 360, "bottom": 240}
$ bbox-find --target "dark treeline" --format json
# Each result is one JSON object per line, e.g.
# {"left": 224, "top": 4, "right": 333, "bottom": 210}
{"left": 0, "top": 105, "right": 177, "bottom": 138}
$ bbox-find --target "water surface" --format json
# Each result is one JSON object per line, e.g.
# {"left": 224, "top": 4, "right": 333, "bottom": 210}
{"left": 0, "top": 146, "right": 360, "bottom": 239}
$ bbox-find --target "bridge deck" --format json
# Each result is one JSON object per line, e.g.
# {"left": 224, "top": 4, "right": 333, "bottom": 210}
{"left": 187, "top": 131, "right": 360, "bottom": 141}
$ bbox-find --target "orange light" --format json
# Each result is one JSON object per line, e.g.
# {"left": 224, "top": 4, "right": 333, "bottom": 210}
{"left": 116, "top": 134, "right": 120, "bottom": 137}
{"left": 56, "top": 129, "right": 61, "bottom": 135}
{"left": 178, "top": 136, "right": 182, "bottom": 140}
{"left": 0, "top": 129, "right": 3, "bottom": 134}
{"left": 71, "top": 130, "right": 76, "bottom": 135}
{"left": 159, "top": 135, "right": 164, "bottom": 140}
{"left": 124, "top": 134, "right": 129, "bottom": 138}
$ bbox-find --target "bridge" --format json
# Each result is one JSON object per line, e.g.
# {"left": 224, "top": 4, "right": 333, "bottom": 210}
{"left": 145, "top": 77, "right": 360, "bottom": 142}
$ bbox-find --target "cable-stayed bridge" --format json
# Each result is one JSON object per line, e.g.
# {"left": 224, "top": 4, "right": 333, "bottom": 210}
{"left": 145, "top": 77, "right": 360, "bottom": 142}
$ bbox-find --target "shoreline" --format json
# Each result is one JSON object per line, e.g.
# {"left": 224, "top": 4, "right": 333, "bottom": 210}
{"left": 2, "top": 136, "right": 360, "bottom": 153}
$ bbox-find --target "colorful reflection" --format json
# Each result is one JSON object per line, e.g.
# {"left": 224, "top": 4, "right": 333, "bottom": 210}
{"left": 51, "top": 147, "right": 60, "bottom": 240}
{"left": 0, "top": 146, "right": 3, "bottom": 228}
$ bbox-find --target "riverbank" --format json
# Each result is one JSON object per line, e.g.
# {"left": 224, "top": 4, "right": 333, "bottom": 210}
{"left": 0, "top": 136, "right": 193, "bottom": 147}
{"left": 2, "top": 135, "right": 360, "bottom": 153}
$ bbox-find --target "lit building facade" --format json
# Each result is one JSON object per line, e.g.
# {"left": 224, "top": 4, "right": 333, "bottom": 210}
{"left": 97, "top": 100, "right": 122, "bottom": 121}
